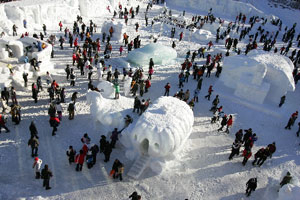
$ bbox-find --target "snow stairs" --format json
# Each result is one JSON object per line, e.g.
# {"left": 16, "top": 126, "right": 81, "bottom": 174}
{"left": 127, "top": 154, "right": 150, "bottom": 179}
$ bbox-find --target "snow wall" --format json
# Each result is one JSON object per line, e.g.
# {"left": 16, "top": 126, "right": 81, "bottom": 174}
{"left": 166, "top": 0, "right": 273, "bottom": 20}
{"left": 127, "top": 43, "right": 177, "bottom": 67}
{"left": 121, "top": 96, "right": 194, "bottom": 159}
{"left": 0, "top": 0, "right": 138, "bottom": 35}
{"left": 217, "top": 51, "right": 295, "bottom": 105}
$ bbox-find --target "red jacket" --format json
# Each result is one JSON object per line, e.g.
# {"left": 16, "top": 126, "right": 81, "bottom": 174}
{"left": 82, "top": 144, "right": 88, "bottom": 156}
{"left": 0, "top": 114, "right": 5, "bottom": 125}
{"left": 227, "top": 118, "right": 233, "bottom": 126}
{"left": 145, "top": 80, "right": 151, "bottom": 88}
{"left": 75, "top": 153, "right": 85, "bottom": 165}
{"left": 243, "top": 149, "right": 252, "bottom": 159}
{"left": 50, "top": 117, "right": 60, "bottom": 123}
{"left": 165, "top": 84, "right": 170, "bottom": 90}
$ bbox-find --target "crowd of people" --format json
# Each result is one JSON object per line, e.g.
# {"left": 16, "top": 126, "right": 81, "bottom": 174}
{"left": 0, "top": 0, "right": 299, "bottom": 198}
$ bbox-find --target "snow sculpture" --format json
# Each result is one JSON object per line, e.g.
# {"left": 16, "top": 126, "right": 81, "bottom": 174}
{"left": 121, "top": 97, "right": 194, "bottom": 158}
{"left": 97, "top": 81, "right": 115, "bottom": 98}
{"left": 277, "top": 174, "right": 300, "bottom": 200}
{"left": 101, "top": 21, "right": 124, "bottom": 42}
{"left": 127, "top": 43, "right": 177, "bottom": 66}
{"left": 86, "top": 91, "right": 134, "bottom": 130}
{"left": 193, "top": 29, "right": 214, "bottom": 41}
{"left": 123, "top": 76, "right": 132, "bottom": 97}
{"left": 0, "top": 39, "right": 23, "bottom": 58}
{"left": 218, "top": 51, "right": 295, "bottom": 104}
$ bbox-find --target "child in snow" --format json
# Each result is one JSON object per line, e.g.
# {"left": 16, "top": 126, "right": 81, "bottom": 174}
{"left": 32, "top": 157, "right": 42, "bottom": 179}
{"left": 66, "top": 146, "right": 76, "bottom": 164}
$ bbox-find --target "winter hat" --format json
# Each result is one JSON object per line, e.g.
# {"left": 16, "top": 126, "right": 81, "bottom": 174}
{"left": 287, "top": 172, "right": 291, "bottom": 176}
{"left": 35, "top": 157, "right": 39, "bottom": 161}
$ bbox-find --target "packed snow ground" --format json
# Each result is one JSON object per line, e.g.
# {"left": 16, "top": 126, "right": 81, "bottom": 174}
{"left": 0, "top": 0, "right": 300, "bottom": 200}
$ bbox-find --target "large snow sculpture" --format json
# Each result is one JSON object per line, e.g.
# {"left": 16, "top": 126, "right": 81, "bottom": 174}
{"left": 86, "top": 90, "right": 134, "bottom": 130}
{"left": 127, "top": 43, "right": 177, "bottom": 66}
{"left": 217, "top": 51, "right": 295, "bottom": 104}
{"left": 121, "top": 96, "right": 194, "bottom": 158}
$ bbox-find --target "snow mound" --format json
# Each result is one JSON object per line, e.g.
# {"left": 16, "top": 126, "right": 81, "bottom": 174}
{"left": 278, "top": 176, "right": 300, "bottom": 200}
{"left": 218, "top": 51, "right": 295, "bottom": 104}
{"left": 121, "top": 96, "right": 194, "bottom": 158}
{"left": 127, "top": 43, "right": 177, "bottom": 66}
{"left": 278, "top": 184, "right": 300, "bottom": 200}
{"left": 86, "top": 90, "right": 134, "bottom": 130}
{"left": 96, "top": 81, "right": 115, "bottom": 98}
{"left": 193, "top": 29, "right": 214, "bottom": 41}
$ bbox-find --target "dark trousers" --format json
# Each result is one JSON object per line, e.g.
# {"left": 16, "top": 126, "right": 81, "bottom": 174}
{"left": 76, "top": 164, "right": 83, "bottom": 171}
{"left": 164, "top": 90, "right": 169, "bottom": 96}
{"left": 242, "top": 157, "right": 249, "bottom": 165}
{"left": 104, "top": 153, "right": 111, "bottom": 162}
{"left": 229, "top": 148, "right": 239, "bottom": 160}
{"left": 111, "top": 139, "right": 117, "bottom": 148}
{"left": 43, "top": 178, "right": 50, "bottom": 189}
{"left": 257, "top": 157, "right": 267, "bottom": 166}
{"left": 52, "top": 126, "right": 57, "bottom": 136}
{"left": 36, "top": 171, "right": 41, "bottom": 179}
{"left": 92, "top": 154, "right": 97, "bottom": 164}
{"left": 246, "top": 187, "right": 254, "bottom": 196}
{"left": 0, "top": 124, "right": 10, "bottom": 133}
{"left": 31, "top": 147, "right": 38, "bottom": 157}
{"left": 133, "top": 107, "right": 139, "bottom": 113}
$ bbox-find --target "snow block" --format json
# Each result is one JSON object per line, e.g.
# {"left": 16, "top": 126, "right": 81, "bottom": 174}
{"left": 218, "top": 51, "right": 295, "bottom": 104}
{"left": 127, "top": 43, "right": 177, "bottom": 66}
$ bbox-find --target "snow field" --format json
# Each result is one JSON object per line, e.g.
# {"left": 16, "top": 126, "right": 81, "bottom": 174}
{"left": 0, "top": 0, "right": 299, "bottom": 199}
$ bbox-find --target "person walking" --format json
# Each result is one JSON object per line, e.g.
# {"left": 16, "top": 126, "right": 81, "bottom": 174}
{"left": 28, "top": 135, "right": 39, "bottom": 157}
{"left": 75, "top": 149, "right": 85, "bottom": 171}
{"left": 66, "top": 146, "right": 76, "bottom": 164}
{"left": 245, "top": 178, "right": 257, "bottom": 197}
{"left": 204, "top": 85, "right": 213, "bottom": 100}
{"left": 164, "top": 83, "right": 171, "bottom": 96}
{"left": 104, "top": 141, "right": 112, "bottom": 162}
{"left": 32, "top": 157, "right": 42, "bottom": 179}
{"left": 41, "top": 164, "right": 53, "bottom": 190}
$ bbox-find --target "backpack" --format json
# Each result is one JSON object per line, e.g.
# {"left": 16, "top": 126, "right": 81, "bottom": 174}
{"left": 70, "top": 73, "right": 75, "bottom": 79}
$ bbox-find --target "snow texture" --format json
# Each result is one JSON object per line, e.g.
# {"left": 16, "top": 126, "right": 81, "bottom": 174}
{"left": 166, "top": 0, "right": 274, "bottom": 20}
{"left": 101, "top": 21, "right": 124, "bottom": 42}
{"left": 0, "top": 38, "right": 23, "bottom": 58}
{"left": 121, "top": 97, "right": 194, "bottom": 158}
{"left": 96, "top": 81, "right": 115, "bottom": 98}
{"left": 218, "top": 51, "right": 295, "bottom": 104}
{"left": 86, "top": 90, "right": 134, "bottom": 130}
{"left": 127, "top": 43, "right": 177, "bottom": 66}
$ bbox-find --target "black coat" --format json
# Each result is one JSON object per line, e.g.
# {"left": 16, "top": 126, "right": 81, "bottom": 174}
{"left": 29, "top": 123, "right": 38, "bottom": 136}
{"left": 41, "top": 168, "right": 53, "bottom": 180}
